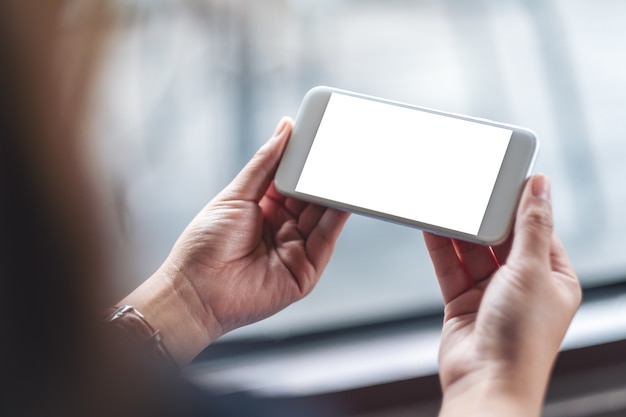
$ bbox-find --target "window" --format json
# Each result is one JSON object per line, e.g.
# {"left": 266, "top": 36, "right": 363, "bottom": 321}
{"left": 92, "top": 0, "right": 626, "bottom": 343}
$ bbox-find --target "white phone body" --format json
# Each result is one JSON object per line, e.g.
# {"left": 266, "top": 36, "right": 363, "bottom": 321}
{"left": 275, "top": 86, "right": 539, "bottom": 245}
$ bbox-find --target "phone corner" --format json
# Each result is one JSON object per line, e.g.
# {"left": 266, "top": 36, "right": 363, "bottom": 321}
{"left": 272, "top": 174, "right": 290, "bottom": 198}
{"left": 305, "top": 85, "right": 331, "bottom": 97}
{"left": 484, "top": 228, "right": 513, "bottom": 247}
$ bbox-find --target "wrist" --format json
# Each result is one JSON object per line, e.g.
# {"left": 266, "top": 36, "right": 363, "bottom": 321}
{"left": 440, "top": 385, "right": 536, "bottom": 417}
{"left": 439, "top": 364, "right": 549, "bottom": 417}
{"left": 119, "top": 260, "right": 221, "bottom": 365}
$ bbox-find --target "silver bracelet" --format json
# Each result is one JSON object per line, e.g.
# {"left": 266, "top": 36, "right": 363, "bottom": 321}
{"left": 106, "top": 305, "right": 176, "bottom": 366}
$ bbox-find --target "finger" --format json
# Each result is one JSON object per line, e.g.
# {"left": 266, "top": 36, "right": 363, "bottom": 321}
{"left": 452, "top": 239, "right": 499, "bottom": 282}
{"left": 305, "top": 208, "right": 350, "bottom": 273}
{"left": 549, "top": 233, "right": 581, "bottom": 307}
{"left": 284, "top": 197, "right": 309, "bottom": 218}
{"left": 549, "top": 233, "right": 577, "bottom": 280}
{"left": 264, "top": 182, "right": 308, "bottom": 217}
{"left": 264, "top": 181, "right": 287, "bottom": 204}
{"left": 508, "top": 174, "right": 553, "bottom": 266}
{"left": 423, "top": 232, "right": 472, "bottom": 303}
{"left": 298, "top": 204, "right": 328, "bottom": 237}
{"left": 222, "top": 117, "right": 293, "bottom": 202}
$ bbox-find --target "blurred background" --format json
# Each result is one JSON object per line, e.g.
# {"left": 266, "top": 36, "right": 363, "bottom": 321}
{"left": 91, "top": 0, "right": 626, "bottom": 343}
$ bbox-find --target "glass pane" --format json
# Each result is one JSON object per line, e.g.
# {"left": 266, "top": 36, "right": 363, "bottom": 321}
{"left": 91, "top": 0, "right": 626, "bottom": 339}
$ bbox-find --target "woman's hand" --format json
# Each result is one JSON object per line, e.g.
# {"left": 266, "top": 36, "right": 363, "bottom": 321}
{"left": 424, "top": 174, "right": 581, "bottom": 417}
{"left": 121, "top": 118, "right": 349, "bottom": 364}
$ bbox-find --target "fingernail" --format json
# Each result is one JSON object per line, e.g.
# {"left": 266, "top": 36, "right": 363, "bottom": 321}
{"left": 532, "top": 174, "right": 551, "bottom": 202}
{"left": 273, "top": 117, "right": 289, "bottom": 137}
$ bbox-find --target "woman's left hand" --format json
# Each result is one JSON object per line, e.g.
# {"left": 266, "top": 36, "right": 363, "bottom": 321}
{"left": 122, "top": 117, "right": 349, "bottom": 364}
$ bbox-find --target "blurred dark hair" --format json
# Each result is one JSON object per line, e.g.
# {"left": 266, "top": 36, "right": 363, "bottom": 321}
{"left": 0, "top": 2, "right": 117, "bottom": 415}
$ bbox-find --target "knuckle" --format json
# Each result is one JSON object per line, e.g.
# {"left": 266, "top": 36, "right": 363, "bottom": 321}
{"left": 569, "top": 275, "right": 583, "bottom": 306}
{"left": 524, "top": 206, "right": 554, "bottom": 232}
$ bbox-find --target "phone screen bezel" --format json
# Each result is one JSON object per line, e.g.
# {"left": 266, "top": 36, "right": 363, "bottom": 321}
{"left": 274, "top": 86, "right": 538, "bottom": 245}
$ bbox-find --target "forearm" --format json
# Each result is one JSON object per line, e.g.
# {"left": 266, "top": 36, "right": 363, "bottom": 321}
{"left": 118, "top": 260, "right": 220, "bottom": 366}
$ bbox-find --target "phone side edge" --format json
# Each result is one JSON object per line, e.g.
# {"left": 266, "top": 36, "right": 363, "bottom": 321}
{"left": 274, "top": 87, "right": 333, "bottom": 196}
{"left": 478, "top": 128, "right": 540, "bottom": 245}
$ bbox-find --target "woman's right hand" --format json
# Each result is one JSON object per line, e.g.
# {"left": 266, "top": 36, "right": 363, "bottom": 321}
{"left": 424, "top": 174, "right": 581, "bottom": 417}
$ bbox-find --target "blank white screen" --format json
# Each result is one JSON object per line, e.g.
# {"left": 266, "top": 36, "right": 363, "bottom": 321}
{"left": 295, "top": 93, "right": 512, "bottom": 235}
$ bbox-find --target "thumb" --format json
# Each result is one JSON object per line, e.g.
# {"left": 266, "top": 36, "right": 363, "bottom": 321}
{"left": 222, "top": 117, "right": 293, "bottom": 202}
{"left": 508, "top": 174, "right": 554, "bottom": 265}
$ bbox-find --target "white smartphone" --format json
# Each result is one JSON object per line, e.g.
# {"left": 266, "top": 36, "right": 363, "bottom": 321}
{"left": 275, "top": 86, "right": 539, "bottom": 245}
